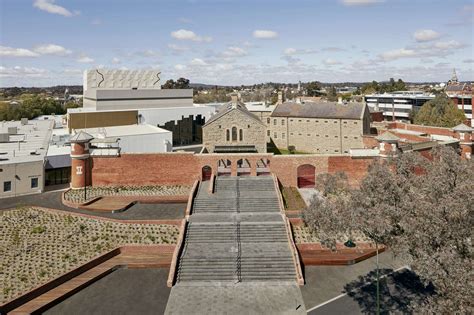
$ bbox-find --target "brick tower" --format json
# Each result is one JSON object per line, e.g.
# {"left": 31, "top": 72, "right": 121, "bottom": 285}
{"left": 70, "top": 131, "right": 94, "bottom": 189}
{"left": 452, "top": 123, "right": 473, "bottom": 159}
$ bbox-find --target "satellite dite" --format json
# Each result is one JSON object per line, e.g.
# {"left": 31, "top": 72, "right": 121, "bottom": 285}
{"left": 83, "top": 69, "right": 162, "bottom": 91}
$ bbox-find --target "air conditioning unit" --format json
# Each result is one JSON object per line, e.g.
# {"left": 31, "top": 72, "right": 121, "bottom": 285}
{"left": 0, "top": 133, "right": 9, "bottom": 143}
{"left": 8, "top": 127, "right": 17, "bottom": 135}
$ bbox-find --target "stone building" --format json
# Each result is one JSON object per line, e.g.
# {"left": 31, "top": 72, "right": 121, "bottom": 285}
{"left": 202, "top": 97, "right": 267, "bottom": 153}
{"left": 269, "top": 100, "right": 371, "bottom": 154}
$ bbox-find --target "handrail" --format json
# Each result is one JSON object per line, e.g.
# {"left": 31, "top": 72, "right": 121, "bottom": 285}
{"left": 272, "top": 173, "right": 285, "bottom": 214}
{"left": 167, "top": 219, "right": 187, "bottom": 287}
{"left": 185, "top": 180, "right": 200, "bottom": 220}
{"left": 236, "top": 222, "right": 241, "bottom": 283}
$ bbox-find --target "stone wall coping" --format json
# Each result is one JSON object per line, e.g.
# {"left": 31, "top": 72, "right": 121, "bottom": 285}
{"left": 282, "top": 214, "right": 305, "bottom": 286}
{"left": 167, "top": 219, "right": 187, "bottom": 288}
{"left": 185, "top": 180, "right": 200, "bottom": 219}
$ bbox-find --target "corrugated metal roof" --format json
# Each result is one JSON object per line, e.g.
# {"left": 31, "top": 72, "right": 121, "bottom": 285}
{"left": 271, "top": 101, "right": 367, "bottom": 120}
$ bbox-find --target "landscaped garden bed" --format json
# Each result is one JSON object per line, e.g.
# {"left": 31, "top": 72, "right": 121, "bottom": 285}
{"left": 281, "top": 187, "right": 307, "bottom": 211}
{"left": 63, "top": 185, "right": 191, "bottom": 204}
{"left": 0, "top": 207, "right": 180, "bottom": 303}
{"left": 292, "top": 224, "right": 369, "bottom": 244}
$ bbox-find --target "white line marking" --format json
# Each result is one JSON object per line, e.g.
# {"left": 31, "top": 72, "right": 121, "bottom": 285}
{"left": 306, "top": 265, "right": 410, "bottom": 313}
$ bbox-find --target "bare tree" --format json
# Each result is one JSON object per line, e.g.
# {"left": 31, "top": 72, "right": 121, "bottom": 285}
{"left": 304, "top": 147, "right": 473, "bottom": 313}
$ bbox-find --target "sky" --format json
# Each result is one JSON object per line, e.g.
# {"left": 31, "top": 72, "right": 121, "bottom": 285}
{"left": 0, "top": 0, "right": 473, "bottom": 87}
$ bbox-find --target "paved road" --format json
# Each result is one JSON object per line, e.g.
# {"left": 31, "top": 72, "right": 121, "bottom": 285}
{"left": 301, "top": 251, "right": 406, "bottom": 310}
{"left": 45, "top": 268, "right": 171, "bottom": 315}
{"left": 307, "top": 268, "right": 434, "bottom": 314}
{"left": 0, "top": 190, "right": 186, "bottom": 220}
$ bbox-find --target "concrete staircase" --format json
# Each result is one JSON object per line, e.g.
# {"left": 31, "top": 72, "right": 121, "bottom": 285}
{"left": 175, "top": 176, "right": 297, "bottom": 283}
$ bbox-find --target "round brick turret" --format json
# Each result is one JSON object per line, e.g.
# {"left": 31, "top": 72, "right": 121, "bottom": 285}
{"left": 452, "top": 123, "right": 473, "bottom": 160}
{"left": 70, "top": 131, "right": 94, "bottom": 189}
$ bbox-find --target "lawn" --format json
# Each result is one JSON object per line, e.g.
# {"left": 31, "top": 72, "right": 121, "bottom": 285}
{"left": 0, "top": 207, "right": 180, "bottom": 303}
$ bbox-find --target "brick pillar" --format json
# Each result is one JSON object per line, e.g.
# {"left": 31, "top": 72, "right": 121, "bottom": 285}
{"left": 70, "top": 131, "right": 93, "bottom": 189}
{"left": 231, "top": 159, "right": 237, "bottom": 177}
{"left": 452, "top": 124, "right": 473, "bottom": 160}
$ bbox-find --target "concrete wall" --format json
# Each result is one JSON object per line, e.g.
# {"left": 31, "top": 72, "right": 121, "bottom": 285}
{"left": 118, "top": 132, "right": 172, "bottom": 153}
{"left": 203, "top": 109, "right": 267, "bottom": 153}
{"left": 0, "top": 161, "right": 44, "bottom": 198}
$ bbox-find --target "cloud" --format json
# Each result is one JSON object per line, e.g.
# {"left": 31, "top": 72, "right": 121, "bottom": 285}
{"left": 33, "top": 0, "right": 76, "bottom": 17}
{"left": 413, "top": 29, "right": 441, "bottom": 42}
{"left": 77, "top": 54, "right": 94, "bottom": 63}
{"left": 190, "top": 58, "right": 208, "bottom": 66}
{"left": 379, "top": 48, "right": 417, "bottom": 61}
{"left": 168, "top": 43, "right": 189, "bottom": 53}
{"left": 174, "top": 64, "right": 186, "bottom": 71}
{"left": 0, "top": 66, "right": 47, "bottom": 77}
{"left": 33, "top": 44, "right": 72, "bottom": 56}
{"left": 135, "top": 50, "right": 160, "bottom": 58}
{"left": 171, "top": 29, "right": 212, "bottom": 42}
{"left": 253, "top": 30, "right": 278, "bottom": 39}
{"left": 321, "top": 47, "right": 346, "bottom": 52}
{"left": 323, "top": 58, "right": 342, "bottom": 65}
{"left": 221, "top": 46, "right": 247, "bottom": 58}
{"left": 463, "top": 58, "right": 474, "bottom": 64}
{"left": 341, "top": 0, "right": 383, "bottom": 6}
{"left": 0, "top": 46, "right": 39, "bottom": 57}
{"left": 111, "top": 57, "right": 121, "bottom": 64}
{"left": 283, "top": 47, "right": 317, "bottom": 55}
{"left": 432, "top": 40, "right": 466, "bottom": 50}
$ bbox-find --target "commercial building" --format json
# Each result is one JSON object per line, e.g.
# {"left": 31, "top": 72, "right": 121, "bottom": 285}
{"left": 269, "top": 100, "right": 371, "bottom": 154}
{"left": 364, "top": 91, "right": 435, "bottom": 121}
{"left": 0, "top": 119, "right": 53, "bottom": 198}
{"left": 445, "top": 69, "right": 472, "bottom": 126}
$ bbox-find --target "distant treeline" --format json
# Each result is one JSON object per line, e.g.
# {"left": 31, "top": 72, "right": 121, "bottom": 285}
{"left": 1, "top": 85, "right": 83, "bottom": 98}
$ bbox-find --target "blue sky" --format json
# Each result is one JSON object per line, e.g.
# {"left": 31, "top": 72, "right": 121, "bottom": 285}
{"left": 0, "top": 0, "right": 473, "bottom": 86}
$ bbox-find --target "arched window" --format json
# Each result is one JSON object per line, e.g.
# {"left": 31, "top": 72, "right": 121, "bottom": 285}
{"left": 239, "top": 129, "right": 243, "bottom": 141}
{"left": 232, "top": 127, "right": 237, "bottom": 141}
{"left": 226, "top": 129, "right": 230, "bottom": 141}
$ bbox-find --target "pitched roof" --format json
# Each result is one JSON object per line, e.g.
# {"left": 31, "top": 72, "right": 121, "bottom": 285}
{"left": 70, "top": 130, "right": 94, "bottom": 143}
{"left": 271, "top": 101, "right": 367, "bottom": 120}
{"left": 375, "top": 131, "right": 400, "bottom": 142}
{"left": 204, "top": 101, "right": 264, "bottom": 126}
{"left": 452, "top": 123, "right": 473, "bottom": 132}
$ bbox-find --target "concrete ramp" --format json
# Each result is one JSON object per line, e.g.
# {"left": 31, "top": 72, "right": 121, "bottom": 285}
{"left": 165, "top": 282, "right": 305, "bottom": 315}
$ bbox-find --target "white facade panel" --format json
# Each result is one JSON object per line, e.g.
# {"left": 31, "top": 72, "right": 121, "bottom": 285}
{"left": 118, "top": 132, "right": 172, "bottom": 153}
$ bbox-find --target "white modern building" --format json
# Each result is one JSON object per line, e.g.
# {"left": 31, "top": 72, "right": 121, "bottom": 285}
{"left": 364, "top": 91, "right": 435, "bottom": 121}
{"left": 74, "top": 124, "right": 172, "bottom": 153}
{"left": 0, "top": 119, "right": 53, "bottom": 198}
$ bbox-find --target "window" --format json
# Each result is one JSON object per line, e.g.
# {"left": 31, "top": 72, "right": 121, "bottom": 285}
{"left": 324, "top": 120, "right": 328, "bottom": 123}
{"left": 298, "top": 119, "right": 302, "bottom": 122}
{"left": 282, "top": 119, "right": 285, "bottom": 125}
{"left": 282, "top": 133, "right": 286, "bottom": 139}
{"left": 219, "top": 125, "right": 221, "bottom": 129}
{"left": 31, "top": 177, "right": 38, "bottom": 189}
{"left": 325, "top": 135, "right": 329, "bottom": 138}
{"left": 267, "top": 118, "right": 270, "bottom": 124}
{"left": 343, "top": 121, "right": 347, "bottom": 124}
{"left": 273, "top": 119, "right": 277, "bottom": 125}
{"left": 3, "top": 181, "right": 11, "bottom": 192}
{"left": 354, "top": 122, "right": 358, "bottom": 125}
{"left": 267, "top": 130, "right": 270, "bottom": 136}
{"left": 274, "top": 132, "right": 277, "bottom": 139}
{"left": 306, "top": 120, "right": 310, "bottom": 122}
{"left": 315, "top": 120, "right": 319, "bottom": 123}
{"left": 239, "top": 129, "right": 243, "bottom": 141}
{"left": 334, "top": 121, "right": 338, "bottom": 124}
{"left": 344, "top": 136, "right": 348, "bottom": 139}
{"left": 247, "top": 125, "right": 250, "bottom": 128}
{"left": 226, "top": 129, "right": 230, "bottom": 141}
{"left": 232, "top": 127, "right": 238, "bottom": 141}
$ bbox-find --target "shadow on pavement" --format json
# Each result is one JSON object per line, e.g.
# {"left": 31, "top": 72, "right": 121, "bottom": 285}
{"left": 343, "top": 268, "right": 435, "bottom": 314}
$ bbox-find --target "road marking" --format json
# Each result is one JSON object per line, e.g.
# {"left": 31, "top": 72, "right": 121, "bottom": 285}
{"left": 306, "top": 265, "right": 410, "bottom": 313}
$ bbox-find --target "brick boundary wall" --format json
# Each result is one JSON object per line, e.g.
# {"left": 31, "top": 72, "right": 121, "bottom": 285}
{"left": 87, "top": 153, "right": 377, "bottom": 189}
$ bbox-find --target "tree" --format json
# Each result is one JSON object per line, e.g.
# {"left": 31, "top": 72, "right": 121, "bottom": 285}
{"left": 306, "top": 81, "right": 322, "bottom": 96}
{"left": 161, "top": 77, "right": 190, "bottom": 89}
{"left": 304, "top": 147, "right": 473, "bottom": 313}
{"left": 327, "top": 86, "right": 337, "bottom": 102}
{"left": 414, "top": 94, "right": 466, "bottom": 127}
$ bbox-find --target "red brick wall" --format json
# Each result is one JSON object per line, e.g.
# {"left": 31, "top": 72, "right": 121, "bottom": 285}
{"left": 86, "top": 152, "right": 377, "bottom": 188}
{"left": 328, "top": 156, "right": 374, "bottom": 186}
{"left": 387, "top": 122, "right": 457, "bottom": 137}
{"left": 91, "top": 153, "right": 200, "bottom": 186}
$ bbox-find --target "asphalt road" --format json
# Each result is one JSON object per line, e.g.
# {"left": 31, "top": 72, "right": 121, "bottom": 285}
{"left": 0, "top": 190, "right": 186, "bottom": 220}
{"left": 45, "top": 268, "right": 171, "bottom": 315}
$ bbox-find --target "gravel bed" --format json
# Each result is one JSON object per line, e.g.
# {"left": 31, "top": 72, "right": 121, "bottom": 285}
{"left": 0, "top": 207, "right": 180, "bottom": 303}
{"left": 63, "top": 185, "right": 191, "bottom": 203}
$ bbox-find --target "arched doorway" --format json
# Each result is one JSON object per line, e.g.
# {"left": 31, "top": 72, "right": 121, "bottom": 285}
{"left": 217, "top": 159, "right": 231, "bottom": 176}
{"left": 237, "top": 158, "right": 251, "bottom": 176}
{"left": 256, "top": 158, "right": 270, "bottom": 176}
{"left": 202, "top": 165, "right": 212, "bottom": 181}
{"left": 297, "top": 164, "right": 315, "bottom": 188}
